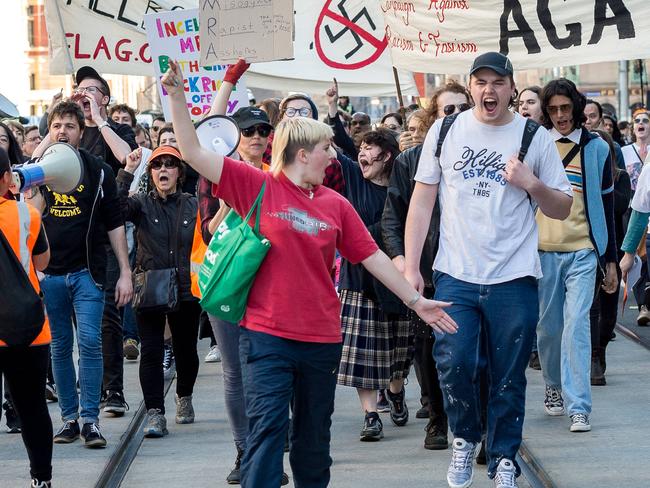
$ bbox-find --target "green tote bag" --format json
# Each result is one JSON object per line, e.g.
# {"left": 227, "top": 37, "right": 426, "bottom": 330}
{"left": 198, "top": 182, "right": 271, "bottom": 322}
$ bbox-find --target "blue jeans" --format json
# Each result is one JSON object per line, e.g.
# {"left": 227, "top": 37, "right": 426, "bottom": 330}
{"left": 432, "top": 272, "right": 538, "bottom": 478}
{"left": 537, "top": 249, "right": 597, "bottom": 416}
{"left": 208, "top": 315, "right": 248, "bottom": 450}
{"left": 239, "top": 328, "right": 342, "bottom": 488}
{"left": 41, "top": 269, "right": 105, "bottom": 424}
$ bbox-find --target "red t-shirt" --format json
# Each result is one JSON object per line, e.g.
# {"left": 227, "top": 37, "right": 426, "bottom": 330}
{"left": 216, "top": 157, "right": 378, "bottom": 343}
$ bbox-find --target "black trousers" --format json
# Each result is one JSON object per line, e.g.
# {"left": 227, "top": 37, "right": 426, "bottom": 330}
{"left": 413, "top": 333, "right": 446, "bottom": 424}
{"left": 589, "top": 264, "right": 622, "bottom": 355}
{"left": 0, "top": 345, "right": 53, "bottom": 482}
{"left": 136, "top": 300, "right": 201, "bottom": 414}
{"left": 102, "top": 248, "right": 124, "bottom": 393}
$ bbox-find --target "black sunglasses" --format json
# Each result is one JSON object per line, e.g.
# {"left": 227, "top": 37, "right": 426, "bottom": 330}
{"left": 443, "top": 103, "right": 471, "bottom": 116}
{"left": 241, "top": 125, "right": 272, "bottom": 138}
{"left": 150, "top": 158, "right": 180, "bottom": 170}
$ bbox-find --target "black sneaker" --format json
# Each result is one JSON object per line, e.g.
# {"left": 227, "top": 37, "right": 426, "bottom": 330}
{"left": 416, "top": 405, "right": 429, "bottom": 419}
{"left": 104, "top": 390, "right": 129, "bottom": 417}
{"left": 45, "top": 381, "right": 58, "bottom": 402}
{"left": 3, "top": 401, "right": 21, "bottom": 433}
{"left": 376, "top": 389, "right": 390, "bottom": 413}
{"left": 386, "top": 388, "right": 409, "bottom": 426}
{"left": 81, "top": 422, "right": 107, "bottom": 448}
{"left": 30, "top": 479, "right": 52, "bottom": 488}
{"left": 53, "top": 419, "right": 80, "bottom": 443}
{"left": 360, "top": 411, "right": 384, "bottom": 441}
{"left": 475, "top": 439, "right": 487, "bottom": 465}
{"left": 424, "top": 419, "right": 448, "bottom": 450}
{"left": 226, "top": 446, "right": 243, "bottom": 484}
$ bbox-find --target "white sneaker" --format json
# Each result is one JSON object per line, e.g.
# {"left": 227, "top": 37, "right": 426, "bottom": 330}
{"left": 447, "top": 438, "right": 480, "bottom": 488}
{"left": 570, "top": 413, "right": 591, "bottom": 432}
{"left": 494, "top": 458, "right": 518, "bottom": 488}
{"left": 543, "top": 385, "right": 565, "bottom": 416}
{"left": 204, "top": 345, "right": 222, "bottom": 363}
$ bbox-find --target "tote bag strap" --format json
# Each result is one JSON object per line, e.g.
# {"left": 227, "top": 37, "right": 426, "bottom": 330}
{"left": 243, "top": 181, "right": 266, "bottom": 233}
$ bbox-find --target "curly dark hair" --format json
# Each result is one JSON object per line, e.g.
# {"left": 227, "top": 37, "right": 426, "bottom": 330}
{"left": 48, "top": 101, "right": 85, "bottom": 132}
{"left": 540, "top": 78, "right": 586, "bottom": 131}
{"left": 423, "top": 80, "right": 471, "bottom": 128}
{"left": 360, "top": 128, "right": 400, "bottom": 180}
{"left": 108, "top": 103, "right": 137, "bottom": 128}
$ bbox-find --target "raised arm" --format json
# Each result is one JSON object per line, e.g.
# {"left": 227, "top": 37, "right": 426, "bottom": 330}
{"left": 163, "top": 60, "right": 224, "bottom": 184}
{"left": 207, "top": 59, "right": 249, "bottom": 117}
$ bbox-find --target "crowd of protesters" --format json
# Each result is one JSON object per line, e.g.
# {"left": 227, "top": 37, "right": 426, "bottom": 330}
{"left": 1, "top": 51, "right": 650, "bottom": 488}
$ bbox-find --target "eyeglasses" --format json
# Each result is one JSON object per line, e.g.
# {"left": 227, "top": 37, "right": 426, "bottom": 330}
{"left": 284, "top": 107, "right": 311, "bottom": 118}
{"left": 634, "top": 117, "right": 650, "bottom": 124}
{"left": 241, "top": 125, "right": 272, "bottom": 138}
{"left": 151, "top": 125, "right": 163, "bottom": 132}
{"left": 443, "top": 103, "right": 471, "bottom": 116}
{"left": 150, "top": 158, "right": 180, "bottom": 170}
{"left": 75, "top": 86, "right": 105, "bottom": 96}
{"left": 383, "top": 124, "right": 400, "bottom": 131}
{"left": 351, "top": 119, "right": 370, "bottom": 126}
{"left": 547, "top": 104, "right": 573, "bottom": 115}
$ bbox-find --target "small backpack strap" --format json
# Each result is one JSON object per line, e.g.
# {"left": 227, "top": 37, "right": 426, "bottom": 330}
{"left": 518, "top": 118, "right": 541, "bottom": 162}
{"left": 435, "top": 113, "right": 460, "bottom": 158}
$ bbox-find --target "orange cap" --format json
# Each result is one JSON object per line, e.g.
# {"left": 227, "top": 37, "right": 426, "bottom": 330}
{"left": 149, "top": 145, "right": 182, "bottom": 164}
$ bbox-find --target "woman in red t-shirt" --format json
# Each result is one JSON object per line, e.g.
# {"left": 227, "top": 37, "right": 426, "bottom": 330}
{"left": 162, "top": 60, "right": 457, "bottom": 488}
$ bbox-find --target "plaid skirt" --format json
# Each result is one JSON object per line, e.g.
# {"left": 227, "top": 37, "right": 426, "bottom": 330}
{"left": 337, "top": 289, "right": 414, "bottom": 390}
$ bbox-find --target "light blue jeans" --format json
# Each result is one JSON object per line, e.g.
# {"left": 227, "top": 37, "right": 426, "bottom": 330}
{"left": 537, "top": 249, "right": 597, "bottom": 416}
{"left": 41, "top": 269, "right": 105, "bottom": 424}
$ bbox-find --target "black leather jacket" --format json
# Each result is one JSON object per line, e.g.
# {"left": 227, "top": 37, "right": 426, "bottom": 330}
{"left": 381, "top": 144, "right": 440, "bottom": 288}
{"left": 116, "top": 170, "right": 198, "bottom": 301}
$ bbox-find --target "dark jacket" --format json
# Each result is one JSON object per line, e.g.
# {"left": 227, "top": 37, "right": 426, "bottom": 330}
{"left": 41, "top": 148, "right": 123, "bottom": 288}
{"left": 613, "top": 169, "right": 631, "bottom": 256}
{"left": 381, "top": 144, "right": 440, "bottom": 288}
{"left": 116, "top": 170, "right": 198, "bottom": 301}
{"left": 327, "top": 113, "right": 358, "bottom": 161}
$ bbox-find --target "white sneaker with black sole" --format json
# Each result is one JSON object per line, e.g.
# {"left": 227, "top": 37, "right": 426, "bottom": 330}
{"left": 570, "top": 413, "right": 591, "bottom": 432}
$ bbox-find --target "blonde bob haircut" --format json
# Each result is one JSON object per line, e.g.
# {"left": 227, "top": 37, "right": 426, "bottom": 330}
{"left": 271, "top": 117, "right": 334, "bottom": 177}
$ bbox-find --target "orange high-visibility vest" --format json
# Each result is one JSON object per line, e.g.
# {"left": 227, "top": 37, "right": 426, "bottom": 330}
{"left": 0, "top": 197, "right": 50, "bottom": 347}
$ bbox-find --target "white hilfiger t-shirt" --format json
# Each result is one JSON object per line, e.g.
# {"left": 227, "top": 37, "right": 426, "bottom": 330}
{"left": 415, "top": 110, "right": 572, "bottom": 285}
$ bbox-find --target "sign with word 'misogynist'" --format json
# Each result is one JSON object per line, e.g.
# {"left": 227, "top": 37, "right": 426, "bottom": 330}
{"left": 382, "top": 0, "right": 650, "bottom": 73}
{"left": 144, "top": 8, "right": 248, "bottom": 122}
{"left": 199, "top": 0, "right": 294, "bottom": 65}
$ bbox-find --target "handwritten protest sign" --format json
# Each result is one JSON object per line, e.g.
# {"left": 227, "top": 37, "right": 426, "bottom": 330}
{"left": 144, "top": 8, "right": 248, "bottom": 122}
{"left": 198, "top": 0, "right": 294, "bottom": 65}
{"left": 382, "top": 0, "right": 650, "bottom": 74}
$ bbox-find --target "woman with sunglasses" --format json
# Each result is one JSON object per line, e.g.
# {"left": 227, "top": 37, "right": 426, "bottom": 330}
{"left": 116, "top": 145, "right": 201, "bottom": 438}
{"left": 621, "top": 109, "right": 650, "bottom": 191}
{"left": 380, "top": 112, "right": 404, "bottom": 133}
{"left": 163, "top": 59, "right": 456, "bottom": 488}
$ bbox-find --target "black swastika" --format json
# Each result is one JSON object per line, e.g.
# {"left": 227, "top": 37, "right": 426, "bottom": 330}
{"left": 324, "top": 1, "right": 377, "bottom": 60}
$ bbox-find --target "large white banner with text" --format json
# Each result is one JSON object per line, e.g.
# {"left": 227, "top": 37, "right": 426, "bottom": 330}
{"left": 382, "top": 0, "right": 650, "bottom": 74}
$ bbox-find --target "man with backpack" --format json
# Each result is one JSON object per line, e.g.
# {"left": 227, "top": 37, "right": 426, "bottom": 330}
{"left": 404, "top": 52, "right": 573, "bottom": 488}
{"left": 0, "top": 147, "right": 53, "bottom": 488}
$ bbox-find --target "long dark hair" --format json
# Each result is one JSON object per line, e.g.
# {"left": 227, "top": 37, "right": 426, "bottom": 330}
{"left": 541, "top": 78, "right": 586, "bottom": 131}
{"left": 602, "top": 113, "right": 624, "bottom": 146}
{"left": 360, "top": 128, "right": 400, "bottom": 180}
{"left": 592, "top": 129, "right": 620, "bottom": 183}
{"left": 0, "top": 122, "right": 25, "bottom": 164}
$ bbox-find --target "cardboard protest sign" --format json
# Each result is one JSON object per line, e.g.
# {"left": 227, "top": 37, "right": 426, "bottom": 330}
{"left": 144, "top": 8, "right": 248, "bottom": 122}
{"left": 382, "top": 0, "right": 650, "bottom": 73}
{"left": 198, "top": 0, "right": 294, "bottom": 65}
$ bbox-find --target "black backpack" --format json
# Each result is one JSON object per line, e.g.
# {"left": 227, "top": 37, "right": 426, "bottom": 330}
{"left": 0, "top": 228, "right": 45, "bottom": 346}
{"left": 435, "top": 113, "right": 540, "bottom": 161}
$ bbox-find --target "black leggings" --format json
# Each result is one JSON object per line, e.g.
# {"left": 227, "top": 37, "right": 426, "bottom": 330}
{"left": 590, "top": 264, "right": 622, "bottom": 354}
{"left": 136, "top": 300, "right": 201, "bottom": 414}
{"left": 0, "top": 345, "right": 52, "bottom": 482}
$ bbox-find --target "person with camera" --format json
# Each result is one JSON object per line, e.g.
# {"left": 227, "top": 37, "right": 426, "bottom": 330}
{"left": 117, "top": 144, "right": 200, "bottom": 438}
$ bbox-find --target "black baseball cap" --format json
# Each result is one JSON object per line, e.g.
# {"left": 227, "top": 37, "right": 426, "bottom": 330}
{"left": 469, "top": 52, "right": 514, "bottom": 77}
{"left": 75, "top": 66, "right": 111, "bottom": 98}
{"left": 231, "top": 107, "right": 273, "bottom": 130}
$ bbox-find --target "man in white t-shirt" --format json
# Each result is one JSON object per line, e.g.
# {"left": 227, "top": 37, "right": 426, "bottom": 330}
{"left": 404, "top": 52, "right": 572, "bottom": 488}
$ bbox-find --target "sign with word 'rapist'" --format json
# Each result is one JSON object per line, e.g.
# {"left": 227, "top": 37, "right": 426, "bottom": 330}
{"left": 144, "top": 9, "right": 248, "bottom": 122}
{"left": 382, "top": 0, "right": 650, "bottom": 74}
{"left": 198, "top": 0, "right": 294, "bottom": 65}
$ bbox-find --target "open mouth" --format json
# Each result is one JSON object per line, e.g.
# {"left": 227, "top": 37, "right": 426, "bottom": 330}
{"left": 483, "top": 98, "right": 498, "bottom": 113}
{"left": 57, "top": 137, "right": 69, "bottom": 143}
{"left": 639, "top": 126, "right": 646, "bottom": 134}
{"left": 159, "top": 175, "right": 169, "bottom": 183}
{"left": 521, "top": 111, "right": 531, "bottom": 118}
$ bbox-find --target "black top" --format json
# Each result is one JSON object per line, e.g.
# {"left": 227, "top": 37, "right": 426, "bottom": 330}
{"left": 33, "top": 224, "right": 48, "bottom": 256}
{"left": 117, "top": 170, "right": 198, "bottom": 301}
{"left": 337, "top": 151, "right": 402, "bottom": 314}
{"left": 42, "top": 149, "right": 123, "bottom": 286}
{"left": 81, "top": 119, "right": 138, "bottom": 176}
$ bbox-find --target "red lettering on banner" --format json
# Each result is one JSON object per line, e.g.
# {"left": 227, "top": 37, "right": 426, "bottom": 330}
{"left": 381, "top": 0, "right": 415, "bottom": 26}
{"left": 65, "top": 32, "right": 151, "bottom": 64}
{"left": 93, "top": 36, "right": 112, "bottom": 60}
{"left": 385, "top": 25, "right": 414, "bottom": 51}
{"left": 428, "top": 0, "right": 469, "bottom": 23}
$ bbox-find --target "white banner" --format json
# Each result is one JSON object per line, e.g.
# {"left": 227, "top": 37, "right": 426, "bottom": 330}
{"left": 143, "top": 9, "right": 248, "bottom": 122}
{"left": 45, "top": 0, "right": 416, "bottom": 96}
{"left": 383, "top": 0, "right": 650, "bottom": 74}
